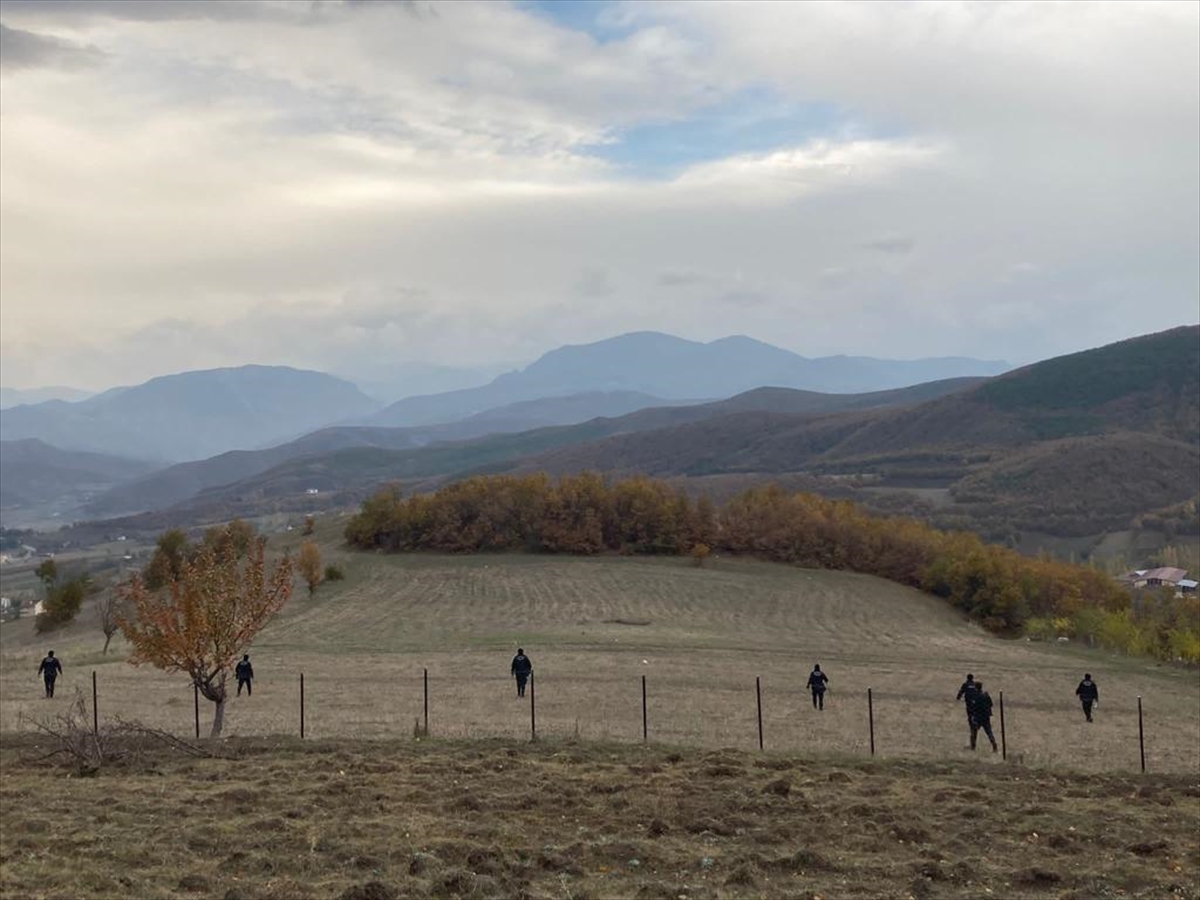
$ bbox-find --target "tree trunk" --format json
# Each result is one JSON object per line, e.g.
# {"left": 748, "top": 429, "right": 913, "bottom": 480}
{"left": 211, "top": 696, "right": 226, "bottom": 738}
{"left": 199, "top": 672, "right": 228, "bottom": 738}
{"left": 102, "top": 632, "right": 112, "bottom": 655}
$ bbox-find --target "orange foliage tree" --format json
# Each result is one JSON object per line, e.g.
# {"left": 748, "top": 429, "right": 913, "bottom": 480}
{"left": 118, "top": 537, "right": 293, "bottom": 737}
{"left": 298, "top": 540, "right": 322, "bottom": 597}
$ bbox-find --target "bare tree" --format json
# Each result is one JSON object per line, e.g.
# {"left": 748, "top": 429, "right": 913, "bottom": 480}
{"left": 96, "top": 589, "right": 124, "bottom": 655}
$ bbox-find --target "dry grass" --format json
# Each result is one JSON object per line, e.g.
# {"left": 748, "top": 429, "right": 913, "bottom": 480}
{"left": 2, "top": 550, "right": 1198, "bottom": 773}
{"left": 1, "top": 735, "right": 1198, "bottom": 900}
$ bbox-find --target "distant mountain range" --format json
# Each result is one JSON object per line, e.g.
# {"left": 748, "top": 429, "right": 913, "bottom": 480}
{"left": 0, "top": 365, "right": 380, "bottom": 463}
{"left": 0, "top": 385, "right": 93, "bottom": 409}
{"left": 361, "top": 332, "right": 1011, "bottom": 427}
{"left": 83, "top": 390, "right": 692, "bottom": 517}
{"left": 101, "top": 376, "right": 986, "bottom": 521}
{"left": 88, "top": 325, "right": 1197, "bottom": 545}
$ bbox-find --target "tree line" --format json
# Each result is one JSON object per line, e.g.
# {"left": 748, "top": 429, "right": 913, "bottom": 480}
{"left": 344, "top": 474, "right": 1200, "bottom": 663}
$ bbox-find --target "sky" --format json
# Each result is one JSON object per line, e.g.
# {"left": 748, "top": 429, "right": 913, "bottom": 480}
{"left": 0, "top": 0, "right": 1197, "bottom": 391}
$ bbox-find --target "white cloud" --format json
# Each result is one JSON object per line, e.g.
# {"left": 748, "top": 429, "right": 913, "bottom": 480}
{"left": 0, "top": 0, "right": 1196, "bottom": 389}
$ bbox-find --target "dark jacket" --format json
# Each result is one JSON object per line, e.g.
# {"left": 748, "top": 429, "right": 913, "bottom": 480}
{"left": 956, "top": 680, "right": 977, "bottom": 702}
{"left": 511, "top": 654, "right": 532, "bottom": 677}
{"left": 1075, "top": 679, "right": 1098, "bottom": 702}
{"left": 236, "top": 660, "right": 254, "bottom": 682}
{"left": 806, "top": 670, "right": 828, "bottom": 693}
{"left": 968, "top": 690, "right": 994, "bottom": 722}
{"left": 38, "top": 656, "right": 62, "bottom": 678}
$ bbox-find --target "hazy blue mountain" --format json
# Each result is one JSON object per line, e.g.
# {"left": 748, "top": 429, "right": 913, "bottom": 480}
{"left": 344, "top": 361, "right": 520, "bottom": 404}
{"left": 129, "top": 376, "right": 984, "bottom": 523}
{"left": 84, "top": 390, "right": 685, "bottom": 516}
{"left": 0, "top": 365, "right": 380, "bottom": 463}
{"left": 364, "top": 332, "right": 1009, "bottom": 427}
{"left": 0, "top": 438, "right": 160, "bottom": 526}
{"left": 0, "top": 385, "right": 93, "bottom": 409}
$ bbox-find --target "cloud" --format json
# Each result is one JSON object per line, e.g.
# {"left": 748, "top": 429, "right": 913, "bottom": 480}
{"left": 0, "top": 24, "right": 105, "bottom": 70}
{"left": 860, "top": 235, "right": 915, "bottom": 255}
{"left": 574, "top": 268, "right": 616, "bottom": 299}
{"left": 0, "top": 0, "right": 1196, "bottom": 389}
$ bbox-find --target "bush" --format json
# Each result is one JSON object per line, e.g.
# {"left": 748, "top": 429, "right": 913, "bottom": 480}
{"left": 324, "top": 564, "right": 345, "bottom": 582}
{"left": 34, "top": 576, "right": 90, "bottom": 632}
{"left": 690, "top": 543, "right": 712, "bottom": 567}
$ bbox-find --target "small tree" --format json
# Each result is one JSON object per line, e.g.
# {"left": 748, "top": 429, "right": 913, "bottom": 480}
{"left": 302, "top": 515, "right": 315, "bottom": 536}
{"left": 35, "top": 575, "right": 91, "bottom": 633}
{"left": 118, "top": 538, "right": 293, "bottom": 737}
{"left": 143, "top": 529, "right": 190, "bottom": 590}
{"left": 96, "top": 589, "right": 124, "bottom": 654}
{"left": 690, "top": 543, "right": 712, "bottom": 568}
{"left": 298, "top": 540, "right": 322, "bottom": 597}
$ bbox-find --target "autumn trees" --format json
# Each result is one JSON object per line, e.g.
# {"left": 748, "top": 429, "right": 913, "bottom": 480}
{"left": 342, "top": 473, "right": 1200, "bottom": 660}
{"left": 118, "top": 528, "right": 293, "bottom": 737}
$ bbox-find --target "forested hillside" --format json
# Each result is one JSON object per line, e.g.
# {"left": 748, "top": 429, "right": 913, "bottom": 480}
{"left": 344, "top": 474, "right": 1200, "bottom": 662}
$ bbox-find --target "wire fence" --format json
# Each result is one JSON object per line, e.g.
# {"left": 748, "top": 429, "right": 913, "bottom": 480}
{"left": 51, "top": 666, "right": 1163, "bottom": 775}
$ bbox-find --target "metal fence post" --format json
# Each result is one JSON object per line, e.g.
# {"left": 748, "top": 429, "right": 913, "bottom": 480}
{"left": 91, "top": 671, "right": 98, "bottom": 737}
{"left": 423, "top": 668, "right": 429, "bottom": 736}
{"left": 529, "top": 672, "right": 536, "bottom": 742}
{"left": 300, "top": 672, "right": 306, "bottom": 740}
{"left": 193, "top": 684, "right": 200, "bottom": 739}
{"left": 641, "top": 675, "right": 648, "bottom": 743}
{"left": 867, "top": 687, "right": 875, "bottom": 756}
{"left": 756, "top": 676, "right": 764, "bottom": 751}
{"left": 1138, "top": 696, "right": 1146, "bottom": 773}
{"left": 999, "top": 691, "right": 1007, "bottom": 761}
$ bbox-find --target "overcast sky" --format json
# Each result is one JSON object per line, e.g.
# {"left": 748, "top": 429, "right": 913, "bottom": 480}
{"left": 1, "top": 0, "right": 1197, "bottom": 390}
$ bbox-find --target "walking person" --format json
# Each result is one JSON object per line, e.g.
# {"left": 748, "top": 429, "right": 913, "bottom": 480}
{"left": 967, "top": 681, "right": 999, "bottom": 752}
{"left": 37, "top": 650, "right": 62, "bottom": 699}
{"left": 955, "top": 672, "right": 978, "bottom": 742}
{"left": 511, "top": 648, "right": 533, "bottom": 698}
{"left": 806, "top": 664, "right": 829, "bottom": 710}
{"left": 235, "top": 654, "right": 254, "bottom": 697}
{"left": 1075, "top": 673, "right": 1099, "bottom": 722}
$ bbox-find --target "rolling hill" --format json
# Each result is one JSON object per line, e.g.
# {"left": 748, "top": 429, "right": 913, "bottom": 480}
{"left": 0, "top": 385, "right": 93, "bottom": 409}
{"left": 0, "top": 365, "right": 380, "bottom": 463}
{"left": 82, "top": 390, "right": 689, "bottom": 516}
{"left": 509, "top": 326, "right": 1200, "bottom": 535}
{"left": 362, "top": 332, "right": 1009, "bottom": 427}
{"left": 0, "top": 439, "right": 159, "bottom": 525}
{"left": 111, "top": 376, "right": 987, "bottom": 522}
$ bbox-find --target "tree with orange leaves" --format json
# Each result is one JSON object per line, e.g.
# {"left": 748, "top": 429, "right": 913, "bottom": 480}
{"left": 118, "top": 537, "right": 293, "bottom": 737}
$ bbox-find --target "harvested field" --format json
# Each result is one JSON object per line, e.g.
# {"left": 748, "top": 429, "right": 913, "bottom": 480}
{"left": 1, "top": 735, "right": 1198, "bottom": 900}
{"left": 2, "top": 550, "right": 1199, "bottom": 773}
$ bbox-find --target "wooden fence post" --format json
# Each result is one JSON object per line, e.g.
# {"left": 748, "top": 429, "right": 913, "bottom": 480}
{"left": 300, "top": 672, "right": 306, "bottom": 740}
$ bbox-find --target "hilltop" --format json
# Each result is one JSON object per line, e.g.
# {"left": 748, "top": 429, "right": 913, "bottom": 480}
{"left": 0, "top": 365, "right": 380, "bottom": 463}
{"left": 363, "top": 332, "right": 1008, "bottom": 427}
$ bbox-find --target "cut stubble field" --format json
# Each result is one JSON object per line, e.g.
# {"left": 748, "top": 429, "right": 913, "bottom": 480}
{"left": 2, "top": 551, "right": 1198, "bottom": 774}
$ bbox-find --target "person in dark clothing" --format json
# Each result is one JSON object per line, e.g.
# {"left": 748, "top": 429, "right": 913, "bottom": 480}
{"left": 967, "top": 681, "right": 998, "bottom": 752}
{"left": 511, "top": 648, "right": 533, "bottom": 698}
{"left": 37, "top": 651, "right": 62, "bottom": 698}
{"left": 955, "top": 673, "right": 978, "bottom": 731}
{"left": 235, "top": 654, "right": 254, "bottom": 697}
{"left": 1075, "top": 673, "right": 1099, "bottom": 722}
{"left": 806, "top": 664, "right": 829, "bottom": 710}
